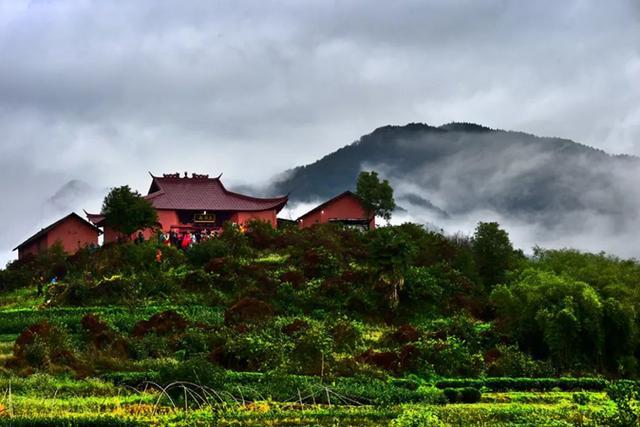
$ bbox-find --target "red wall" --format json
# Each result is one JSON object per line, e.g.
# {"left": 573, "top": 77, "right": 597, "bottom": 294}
{"left": 19, "top": 216, "right": 98, "bottom": 259}
{"left": 101, "top": 210, "right": 179, "bottom": 243}
{"left": 103, "top": 227, "right": 120, "bottom": 244}
{"left": 299, "top": 194, "right": 374, "bottom": 229}
{"left": 18, "top": 237, "right": 47, "bottom": 259}
{"left": 157, "top": 210, "right": 180, "bottom": 231}
{"left": 46, "top": 217, "right": 99, "bottom": 254}
{"left": 101, "top": 209, "right": 278, "bottom": 244}
{"left": 232, "top": 210, "right": 277, "bottom": 228}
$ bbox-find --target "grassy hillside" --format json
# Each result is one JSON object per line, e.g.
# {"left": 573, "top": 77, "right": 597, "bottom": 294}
{"left": 0, "top": 220, "right": 639, "bottom": 424}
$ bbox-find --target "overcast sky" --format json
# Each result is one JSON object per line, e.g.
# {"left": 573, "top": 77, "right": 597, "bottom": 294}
{"left": 1, "top": 0, "right": 639, "bottom": 265}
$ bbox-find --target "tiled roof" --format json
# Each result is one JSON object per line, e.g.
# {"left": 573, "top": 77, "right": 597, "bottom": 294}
{"left": 13, "top": 213, "right": 101, "bottom": 251}
{"left": 145, "top": 174, "right": 288, "bottom": 212}
{"left": 84, "top": 211, "right": 105, "bottom": 226}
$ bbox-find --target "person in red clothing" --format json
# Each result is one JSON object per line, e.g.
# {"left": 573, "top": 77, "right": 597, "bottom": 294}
{"left": 181, "top": 231, "right": 191, "bottom": 250}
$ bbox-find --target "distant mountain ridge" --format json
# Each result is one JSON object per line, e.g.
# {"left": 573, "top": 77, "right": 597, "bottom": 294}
{"left": 270, "top": 122, "right": 640, "bottom": 232}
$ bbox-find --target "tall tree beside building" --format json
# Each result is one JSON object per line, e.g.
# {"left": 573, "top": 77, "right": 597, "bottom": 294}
{"left": 102, "top": 186, "right": 158, "bottom": 239}
{"left": 356, "top": 171, "right": 395, "bottom": 223}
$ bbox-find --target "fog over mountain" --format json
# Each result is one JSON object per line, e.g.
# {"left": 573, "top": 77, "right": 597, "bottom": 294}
{"left": 272, "top": 123, "right": 640, "bottom": 257}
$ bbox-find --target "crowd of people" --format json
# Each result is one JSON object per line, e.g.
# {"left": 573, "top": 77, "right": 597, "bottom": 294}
{"left": 136, "top": 228, "right": 221, "bottom": 250}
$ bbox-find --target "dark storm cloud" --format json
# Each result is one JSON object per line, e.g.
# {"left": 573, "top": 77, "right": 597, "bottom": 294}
{"left": 0, "top": 0, "right": 639, "bottom": 264}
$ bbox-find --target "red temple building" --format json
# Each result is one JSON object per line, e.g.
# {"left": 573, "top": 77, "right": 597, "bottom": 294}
{"left": 13, "top": 212, "right": 100, "bottom": 260}
{"left": 11, "top": 174, "right": 375, "bottom": 261}
{"left": 297, "top": 191, "right": 375, "bottom": 230}
{"left": 87, "top": 173, "right": 289, "bottom": 242}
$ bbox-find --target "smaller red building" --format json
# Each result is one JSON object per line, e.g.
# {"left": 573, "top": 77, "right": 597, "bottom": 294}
{"left": 13, "top": 213, "right": 100, "bottom": 260}
{"left": 297, "top": 191, "right": 375, "bottom": 230}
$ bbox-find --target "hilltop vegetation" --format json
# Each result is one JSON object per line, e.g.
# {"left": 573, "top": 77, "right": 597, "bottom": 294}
{"left": 1, "top": 220, "right": 640, "bottom": 424}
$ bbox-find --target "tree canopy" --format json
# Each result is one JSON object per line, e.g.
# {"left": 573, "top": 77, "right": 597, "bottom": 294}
{"left": 101, "top": 185, "right": 158, "bottom": 238}
{"left": 356, "top": 171, "right": 395, "bottom": 223}
{"left": 472, "top": 222, "right": 516, "bottom": 289}
{"left": 491, "top": 269, "right": 605, "bottom": 369}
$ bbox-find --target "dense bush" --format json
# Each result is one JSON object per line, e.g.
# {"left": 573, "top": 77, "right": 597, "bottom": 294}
{"left": 442, "top": 387, "right": 482, "bottom": 403}
{"left": 486, "top": 344, "right": 556, "bottom": 377}
{"left": 459, "top": 386, "right": 482, "bottom": 403}
{"left": 186, "top": 239, "right": 230, "bottom": 267}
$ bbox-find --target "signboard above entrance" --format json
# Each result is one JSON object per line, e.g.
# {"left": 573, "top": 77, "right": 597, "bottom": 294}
{"left": 194, "top": 213, "right": 216, "bottom": 223}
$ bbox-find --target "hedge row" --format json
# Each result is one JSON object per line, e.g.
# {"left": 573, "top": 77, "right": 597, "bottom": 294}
{"left": 0, "top": 305, "right": 224, "bottom": 334}
{"left": 0, "top": 416, "right": 146, "bottom": 427}
{"left": 435, "top": 377, "right": 613, "bottom": 391}
{"left": 102, "top": 367, "right": 445, "bottom": 406}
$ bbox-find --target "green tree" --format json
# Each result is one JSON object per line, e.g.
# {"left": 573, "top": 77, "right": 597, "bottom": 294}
{"left": 356, "top": 171, "right": 396, "bottom": 223}
{"left": 101, "top": 186, "right": 158, "bottom": 239}
{"left": 491, "top": 269, "right": 604, "bottom": 369}
{"left": 368, "top": 227, "right": 416, "bottom": 309}
{"left": 602, "top": 298, "right": 637, "bottom": 374}
{"left": 472, "top": 222, "right": 515, "bottom": 289}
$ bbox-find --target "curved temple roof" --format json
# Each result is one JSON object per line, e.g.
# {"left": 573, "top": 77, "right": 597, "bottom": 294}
{"left": 144, "top": 173, "right": 288, "bottom": 212}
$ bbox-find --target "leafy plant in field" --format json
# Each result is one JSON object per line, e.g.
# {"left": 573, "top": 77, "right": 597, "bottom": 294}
{"left": 392, "top": 406, "right": 444, "bottom": 427}
{"left": 605, "top": 381, "right": 640, "bottom": 427}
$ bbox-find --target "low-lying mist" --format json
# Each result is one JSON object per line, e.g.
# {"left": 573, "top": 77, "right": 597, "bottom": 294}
{"left": 273, "top": 123, "right": 640, "bottom": 259}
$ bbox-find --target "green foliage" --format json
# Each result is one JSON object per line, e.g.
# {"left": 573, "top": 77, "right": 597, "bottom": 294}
{"left": 5, "top": 217, "right": 640, "bottom": 426}
{"left": 436, "top": 377, "right": 609, "bottom": 392}
{"left": 491, "top": 269, "right": 604, "bottom": 369}
{"left": 487, "top": 344, "right": 556, "bottom": 377}
{"left": 459, "top": 387, "right": 482, "bottom": 403}
{"left": 603, "top": 298, "right": 637, "bottom": 375}
{"left": 356, "top": 171, "right": 395, "bottom": 222}
{"left": 392, "top": 406, "right": 444, "bottom": 427}
{"left": 531, "top": 247, "right": 640, "bottom": 293}
{"left": 442, "top": 387, "right": 482, "bottom": 403}
{"left": 472, "top": 222, "right": 516, "bottom": 289}
{"left": 417, "top": 336, "right": 484, "bottom": 377}
{"left": 186, "top": 238, "right": 229, "bottom": 267}
{"left": 101, "top": 186, "right": 158, "bottom": 237}
{"left": 572, "top": 391, "right": 591, "bottom": 405}
{"left": 219, "top": 221, "right": 251, "bottom": 257}
{"left": 606, "top": 381, "right": 640, "bottom": 426}
{"left": 0, "top": 243, "right": 69, "bottom": 291}
{"left": 368, "top": 226, "right": 417, "bottom": 309}
{"left": 244, "top": 219, "right": 281, "bottom": 250}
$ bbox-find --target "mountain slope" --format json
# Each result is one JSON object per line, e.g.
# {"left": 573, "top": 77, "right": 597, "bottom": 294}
{"left": 271, "top": 123, "right": 640, "bottom": 254}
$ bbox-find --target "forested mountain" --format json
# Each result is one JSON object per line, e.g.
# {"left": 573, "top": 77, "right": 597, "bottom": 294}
{"left": 271, "top": 123, "right": 640, "bottom": 228}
